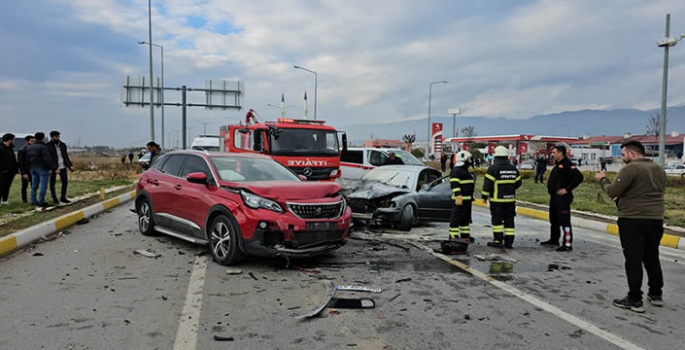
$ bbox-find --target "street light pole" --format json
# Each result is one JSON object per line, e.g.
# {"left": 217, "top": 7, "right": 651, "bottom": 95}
{"left": 427, "top": 81, "right": 447, "bottom": 156}
{"left": 658, "top": 14, "right": 672, "bottom": 166}
{"left": 147, "top": 0, "right": 155, "bottom": 142}
{"left": 293, "top": 65, "right": 318, "bottom": 120}
{"left": 196, "top": 121, "right": 210, "bottom": 135}
{"left": 139, "top": 41, "right": 164, "bottom": 149}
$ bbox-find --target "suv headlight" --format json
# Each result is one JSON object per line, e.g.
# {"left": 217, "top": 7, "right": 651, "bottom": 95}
{"left": 240, "top": 191, "right": 284, "bottom": 213}
{"left": 330, "top": 169, "right": 339, "bottom": 177}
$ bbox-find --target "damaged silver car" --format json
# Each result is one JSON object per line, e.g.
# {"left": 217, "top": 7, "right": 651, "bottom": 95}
{"left": 340, "top": 165, "right": 452, "bottom": 231}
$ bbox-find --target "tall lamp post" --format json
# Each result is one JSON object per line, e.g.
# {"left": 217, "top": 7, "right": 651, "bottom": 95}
{"left": 448, "top": 108, "right": 461, "bottom": 139}
{"left": 293, "top": 65, "right": 318, "bottom": 120}
{"left": 267, "top": 104, "right": 296, "bottom": 119}
{"left": 655, "top": 13, "right": 685, "bottom": 166}
{"left": 427, "top": 80, "right": 447, "bottom": 156}
{"left": 138, "top": 41, "right": 164, "bottom": 149}
{"left": 146, "top": 0, "right": 154, "bottom": 142}
{"left": 196, "top": 121, "right": 211, "bottom": 135}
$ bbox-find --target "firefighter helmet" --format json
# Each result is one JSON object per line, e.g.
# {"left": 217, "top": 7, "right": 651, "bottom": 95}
{"left": 455, "top": 151, "right": 472, "bottom": 166}
{"left": 494, "top": 146, "right": 509, "bottom": 157}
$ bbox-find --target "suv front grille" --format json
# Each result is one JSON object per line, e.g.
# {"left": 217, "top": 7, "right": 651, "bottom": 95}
{"left": 287, "top": 200, "right": 344, "bottom": 219}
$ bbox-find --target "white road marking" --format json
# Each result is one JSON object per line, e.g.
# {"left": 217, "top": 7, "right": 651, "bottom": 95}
{"left": 173, "top": 255, "right": 209, "bottom": 350}
{"left": 409, "top": 241, "right": 645, "bottom": 350}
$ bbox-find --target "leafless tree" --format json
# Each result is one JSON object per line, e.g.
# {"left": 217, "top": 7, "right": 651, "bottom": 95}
{"left": 460, "top": 126, "right": 477, "bottom": 143}
{"left": 646, "top": 113, "right": 667, "bottom": 141}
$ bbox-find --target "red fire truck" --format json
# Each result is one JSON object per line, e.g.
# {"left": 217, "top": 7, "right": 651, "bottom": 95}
{"left": 219, "top": 111, "right": 347, "bottom": 181}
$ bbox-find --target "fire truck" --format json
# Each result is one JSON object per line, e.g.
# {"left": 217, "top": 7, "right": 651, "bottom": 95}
{"left": 219, "top": 110, "right": 348, "bottom": 181}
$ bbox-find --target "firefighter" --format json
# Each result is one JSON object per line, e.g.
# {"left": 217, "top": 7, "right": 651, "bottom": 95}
{"left": 449, "top": 151, "right": 475, "bottom": 242}
{"left": 482, "top": 146, "right": 521, "bottom": 249}
{"left": 541, "top": 145, "right": 584, "bottom": 252}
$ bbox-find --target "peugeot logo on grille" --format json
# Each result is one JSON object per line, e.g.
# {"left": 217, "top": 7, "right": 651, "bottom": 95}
{"left": 315, "top": 207, "right": 323, "bottom": 216}
{"left": 303, "top": 167, "right": 313, "bottom": 177}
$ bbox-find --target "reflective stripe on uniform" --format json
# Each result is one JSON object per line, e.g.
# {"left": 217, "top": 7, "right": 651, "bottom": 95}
{"left": 450, "top": 178, "right": 475, "bottom": 184}
{"left": 459, "top": 226, "right": 470, "bottom": 234}
{"left": 452, "top": 194, "right": 472, "bottom": 200}
{"left": 489, "top": 198, "right": 516, "bottom": 203}
{"left": 452, "top": 188, "right": 461, "bottom": 193}
{"left": 492, "top": 225, "right": 504, "bottom": 233}
{"left": 504, "top": 228, "right": 515, "bottom": 236}
{"left": 481, "top": 191, "right": 490, "bottom": 196}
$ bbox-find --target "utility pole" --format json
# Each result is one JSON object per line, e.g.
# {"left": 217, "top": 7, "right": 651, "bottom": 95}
{"left": 658, "top": 14, "right": 671, "bottom": 166}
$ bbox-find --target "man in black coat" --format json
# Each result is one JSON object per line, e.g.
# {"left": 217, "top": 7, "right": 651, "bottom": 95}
{"left": 535, "top": 154, "right": 547, "bottom": 184}
{"left": 47, "top": 131, "right": 74, "bottom": 204}
{"left": 541, "top": 145, "right": 584, "bottom": 252}
{"left": 17, "top": 135, "right": 36, "bottom": 203}
{"left": 0, "top": 133, "right": 19, "bottom": 205}
{"left": 27, "top": 132, "right": 57, "bottom": 208}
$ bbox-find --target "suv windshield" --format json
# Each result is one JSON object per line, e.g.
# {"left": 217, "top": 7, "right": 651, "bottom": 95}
{"left": 269, "top": 128, "right": 339, "bottom": 157}
{"left": 210, "top": 156, "right": 301, "bottom": 182}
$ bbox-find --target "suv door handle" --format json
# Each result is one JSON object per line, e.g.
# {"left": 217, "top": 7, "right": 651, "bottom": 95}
{"left": 175, "top": 184, "right": 182, "bottom": 190}
{"left": 147, "top": 179, "right": 159, "bottom": 185}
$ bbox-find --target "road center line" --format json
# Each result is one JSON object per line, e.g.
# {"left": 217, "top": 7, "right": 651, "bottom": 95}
{"left": 408, "top": 241, "right": 645, "bottom": 350}
{"left": 173, "top": 255, "right": 209, "bottom": 350}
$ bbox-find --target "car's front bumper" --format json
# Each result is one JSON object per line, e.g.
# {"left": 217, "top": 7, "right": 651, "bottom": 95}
{"left": 236, "top": 207, "right": 352, "bottom": 257}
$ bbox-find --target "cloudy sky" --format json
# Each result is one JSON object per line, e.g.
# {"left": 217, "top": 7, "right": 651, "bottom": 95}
{"left": 1, "top": 0, "right": 684, "bottom": 148}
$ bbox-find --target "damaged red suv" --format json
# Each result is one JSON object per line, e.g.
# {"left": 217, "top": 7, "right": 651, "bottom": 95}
{"left": 135, "top": 151, "right": 352, "bottom": 265}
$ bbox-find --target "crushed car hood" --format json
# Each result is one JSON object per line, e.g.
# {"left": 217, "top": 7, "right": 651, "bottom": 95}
{"left": 339, "top": 178, "right": 411, "bottom": 200}
{"left": 222, "top": 181, "right": 342, "bottom": 200}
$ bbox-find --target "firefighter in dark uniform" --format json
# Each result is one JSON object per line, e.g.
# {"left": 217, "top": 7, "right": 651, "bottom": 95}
{"left": 449, "top": 151, "right": 475, "bottom": 242}
{"left": 541, "top": 145, "right": 584, "bottom": 251}
{"left": 482, "top": 146, "right": 521, "bottom": 249}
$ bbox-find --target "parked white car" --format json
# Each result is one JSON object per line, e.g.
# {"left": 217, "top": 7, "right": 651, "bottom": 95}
{"left": 664, "top": 163, "right": 685, "bottom": 177}
{"left": 340, "top": 148, "right": 424, "bottom": 179}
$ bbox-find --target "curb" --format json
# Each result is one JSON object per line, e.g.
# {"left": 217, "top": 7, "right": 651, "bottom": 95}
{"left": 472, "top": 200, "right": 684, "bottom": 250}
{"left": 0, "top": 191, "right": 136, "bottom": 258}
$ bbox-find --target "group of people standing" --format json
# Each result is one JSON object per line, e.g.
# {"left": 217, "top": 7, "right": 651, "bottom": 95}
{"left": 0, "top": 131, "right": 73, "bottom": 209}
{"left": 447, "top": 141, "right": 667, "bottom": 313}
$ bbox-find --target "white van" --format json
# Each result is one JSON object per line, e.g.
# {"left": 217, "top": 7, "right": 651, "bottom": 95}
{"left": 190, "top": 135, "right": 221, "bottom": 152}
{"left": 340, "top": 148, "right": 424, "bottom": 179}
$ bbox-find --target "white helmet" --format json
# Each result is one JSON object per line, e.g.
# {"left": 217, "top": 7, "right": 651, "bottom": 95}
{"left": 494, "top": 146, "right": 509, "bottom": 157}
{"left": 455, "top": 151, "right": 472, "bottom": 166}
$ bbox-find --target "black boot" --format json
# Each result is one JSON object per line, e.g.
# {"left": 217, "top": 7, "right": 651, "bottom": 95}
{"left": 540, "top": 240, "right": 559, "bottom": 247}
{"left": 504, "top": 236, "right": 515, "bottom": 249}
{"left": 488, "top": 232, "right": 504, "bottom": 248}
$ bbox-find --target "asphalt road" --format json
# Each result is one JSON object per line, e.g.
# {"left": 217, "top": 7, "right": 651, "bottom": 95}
{"left": 0, "top": 204, "right": 683, "bottom": 350}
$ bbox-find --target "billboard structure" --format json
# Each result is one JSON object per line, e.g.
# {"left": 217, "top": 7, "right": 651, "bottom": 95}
{"left": 122, "top": 76, "right": 243, "bottom": 149}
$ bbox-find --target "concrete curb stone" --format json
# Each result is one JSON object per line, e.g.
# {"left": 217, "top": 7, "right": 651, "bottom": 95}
{"left": 0, "top": 191, "right": 136, "bottom": 257}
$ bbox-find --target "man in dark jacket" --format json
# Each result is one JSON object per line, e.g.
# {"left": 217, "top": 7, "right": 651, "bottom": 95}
{"left": 47, "top": 131, "right": 74, "bottom": 204}
{"left": 0, "top": 133, "right": 19, "bottom": 205}
{"left": 440, "top": 153, "right": 448, "bottom": 172}
{"left": 383, "top": 151, "right": 404, "bottom": 165}
{"left": 449, "top": 151, "right": 475, "bottom": 242}
{"left": 482, "top": 146, "right": 522, "bottom": 249}
{"left": 17, "top": 135, "right": 35, "bottom": 203}
{"left": 541, "top": 145, "right": 584, "bottom": 251}
{"left": 595, "top": 141, "right": 666, "bottom": 312}
{"left": 141, "top": 141, "right": 163, "bottom": 170}
{"left": 27, "top": 132, "right": 56, "bottom": 208}
{"left": 535, "top": 154, "right": 547, "bottom": 184}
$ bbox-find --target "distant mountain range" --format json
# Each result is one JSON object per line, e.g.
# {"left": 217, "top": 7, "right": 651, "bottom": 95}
{"left": 339, "top": 105, "right": 685, "bottom": 142}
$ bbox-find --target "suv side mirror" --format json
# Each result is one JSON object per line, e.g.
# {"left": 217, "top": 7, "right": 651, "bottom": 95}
{"left": 187, "top": 172, "right": 208, "bottom": 184}
{"left": 420, "top": 184, "right": 431, "bottom": 191}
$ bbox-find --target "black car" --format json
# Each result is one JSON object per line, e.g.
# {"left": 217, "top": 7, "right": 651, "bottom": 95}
{"left": 340, "top": 165, "right": 458, "bottom": 231}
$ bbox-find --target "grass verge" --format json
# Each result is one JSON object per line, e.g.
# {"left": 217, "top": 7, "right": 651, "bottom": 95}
{"left": 0, "top": 186, "right": 135, "bottom": 238}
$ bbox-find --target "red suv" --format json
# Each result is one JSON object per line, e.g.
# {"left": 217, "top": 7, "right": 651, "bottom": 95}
{"left": 135, "top": 151, "right": 352, "bottom": 265}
